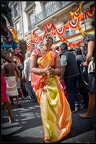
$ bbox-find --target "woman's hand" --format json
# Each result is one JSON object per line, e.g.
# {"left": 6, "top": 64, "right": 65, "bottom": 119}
{"left": 83, "top": 61, "right": 88, "bottom": 67}
{"left": 41, "top": 66, "right": 53, "bottom": 76}
{"left": 46, "top": 67, "right": 53, "bottom": 77}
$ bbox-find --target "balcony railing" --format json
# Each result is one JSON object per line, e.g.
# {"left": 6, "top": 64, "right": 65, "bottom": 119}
{"left": 35, "top": 1, "right": 73, "bottom": 25}
{"left": 25, "top": 1, "right": 34, "bottom": 8}
{"left": 28, "top": 1, "right": 73, "bottom": 31}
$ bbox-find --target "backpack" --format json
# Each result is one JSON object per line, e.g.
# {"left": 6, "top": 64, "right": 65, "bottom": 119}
{"left": 80, "top": 62, "right": 89, "bottom": 85}
{"left": 88, "top": 57, "right": 95, "bottom": 74}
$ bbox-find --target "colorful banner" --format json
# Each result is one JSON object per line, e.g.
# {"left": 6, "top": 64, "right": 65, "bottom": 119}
{"left": 25, "top": 5, "right": 95, "bottom": 49}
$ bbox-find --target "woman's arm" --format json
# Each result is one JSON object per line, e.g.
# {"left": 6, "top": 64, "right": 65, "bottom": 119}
{"left": 15, "top": 64, "right": 21, "bottom": 79}
{"left": 1, "top": 50, "right": 13, "bottom": 63}
{"left": 30, "top": 55, "right": 48, "bottom": 75}
{"left": 60, "top": 66, "right": 66, "bottom": 79}
{"left": 84, "top": 41, "right": 94, "bottom": 66}
{"left": 51, "top": 57, "right": 61, "bottom": 76}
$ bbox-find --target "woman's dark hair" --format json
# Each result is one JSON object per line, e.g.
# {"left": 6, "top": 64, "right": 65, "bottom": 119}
{"left": 83, "top": 34, "right": 94, "bottom": 42}
{"left": 83, "top": 34, "right": 94, "bottom": 48}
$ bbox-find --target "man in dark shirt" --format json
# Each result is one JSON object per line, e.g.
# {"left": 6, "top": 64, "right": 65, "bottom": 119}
{"left": 60, "top": 42, "right": 80, "bottom": 112}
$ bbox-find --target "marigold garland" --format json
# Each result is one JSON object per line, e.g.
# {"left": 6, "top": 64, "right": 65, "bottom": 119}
{"left": 26, "top": 5, "right": 95, "bottom": 49}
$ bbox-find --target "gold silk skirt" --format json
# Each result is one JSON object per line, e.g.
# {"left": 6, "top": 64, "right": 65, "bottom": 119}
{"left": 31, "top": 73, "right": 72, "bottom": 143}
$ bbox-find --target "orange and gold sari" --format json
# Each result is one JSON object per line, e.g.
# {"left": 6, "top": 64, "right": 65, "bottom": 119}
{"left": 31, "top": 49, "right": 72, "bottom": 143}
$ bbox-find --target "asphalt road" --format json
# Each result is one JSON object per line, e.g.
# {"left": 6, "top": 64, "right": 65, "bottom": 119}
{"left": 1, "top": 97, "right": 95, "bottom": 143}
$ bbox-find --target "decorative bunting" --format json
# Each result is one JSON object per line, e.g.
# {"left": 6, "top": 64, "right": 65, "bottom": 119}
{"left": 56, "top": 26, "right": 65, "bottom": 36}
{"left": 26, "top": 34, "right": 31, "bottom": 50}
{"left": 29, "top": 6, "right": 94, "bottom": 49}
{"left": 69, "top": 19, "right": 79, "bottom": 30}
{"left": 85, "top": 6, "right": 95, "bottom": 18}
{"left": 70, "top": 3, "right": 86, "bottom": 37}
{"left": 70, "top": 3, "right": 82, "bottom": 19}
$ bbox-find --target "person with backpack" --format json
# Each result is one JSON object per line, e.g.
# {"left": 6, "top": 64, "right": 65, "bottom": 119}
{"left": 74, "top": 47, "right": 89, "bottom": 108}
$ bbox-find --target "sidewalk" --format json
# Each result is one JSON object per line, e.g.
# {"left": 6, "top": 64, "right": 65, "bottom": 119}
{"left": 61, "top": 130, "right": 95, "bottom": 143}
{"left": 1, "top": 97, "right": 95, "bottom": 143}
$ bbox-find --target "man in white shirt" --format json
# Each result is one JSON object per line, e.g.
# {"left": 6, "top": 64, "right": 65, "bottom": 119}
{"left": 23, "top": 52, "right": 37, "bottom": 102}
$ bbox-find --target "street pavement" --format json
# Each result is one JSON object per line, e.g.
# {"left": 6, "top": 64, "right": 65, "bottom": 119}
{"left": 1, "top": 97, "right": 95, "bottom": 143}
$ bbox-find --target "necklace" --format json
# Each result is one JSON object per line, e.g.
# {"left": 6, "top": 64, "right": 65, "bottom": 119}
{"left": 40, "top": 48, "right": 48, "bottom": 55}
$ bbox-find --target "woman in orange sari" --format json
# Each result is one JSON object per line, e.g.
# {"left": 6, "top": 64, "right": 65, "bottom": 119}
{"left": 30, "top": 34, "right": 72, "bottom": 143}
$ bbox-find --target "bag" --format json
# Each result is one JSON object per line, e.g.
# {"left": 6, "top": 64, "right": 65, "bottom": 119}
{"left": 80, "top": 62, "right": 89, "bottom": 85}
{"left": 88, "top": 57, "right": 95, "bottom": 74}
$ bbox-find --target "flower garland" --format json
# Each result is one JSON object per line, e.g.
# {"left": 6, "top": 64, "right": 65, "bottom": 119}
{"left": 26, "top": 5, "right": 95, "bottom": 49}
{"left": 56, "top": 26, "right": 65, "bottom": 36}
{"left": 85, "top": 6, "right": 95, "bottom": 18}
{"left": 69, "top": 3, "right": 86, "bottom": 37}
{"left": 69, "top": 19, "right": 79, "bottom": 30}
{"left": 70, "top": 3, "right": 82, "bottom": 19}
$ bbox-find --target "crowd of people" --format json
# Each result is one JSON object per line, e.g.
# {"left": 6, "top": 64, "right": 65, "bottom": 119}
{"left": 1, "top": 33, "right": 95, "bottom": 143}
{"left": 1, "top": 35, "right": 95, "bottom": 142}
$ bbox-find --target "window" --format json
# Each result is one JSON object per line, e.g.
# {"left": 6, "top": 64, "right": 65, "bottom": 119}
{"left": 15, "top": 21, "right": 21, "bottom": 34}
{"left": 14, "top": 4, "right": 18, "bottom": 17}
{"left": 11, "top": 7, "right": 14, "bottom": 20}
{"left": 29, "top": 12, "right": 35, "bottom": 27}
{"left": 14, "top": 3, "right": 20, "bottom": 18}
{"left": 83, "top": 2, "right": 95, "bottom": 12}
{"left": 29, "top": 13, "right": 35, "bottom": 24}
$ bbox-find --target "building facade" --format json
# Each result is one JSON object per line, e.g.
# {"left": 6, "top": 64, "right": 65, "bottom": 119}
{"left": 8, "top": 1, "right": 95, "bottom": 53}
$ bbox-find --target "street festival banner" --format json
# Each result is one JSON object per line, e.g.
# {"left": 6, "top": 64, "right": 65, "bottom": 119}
{"left": 26, "top": 4, "right": 95, "bottom": 50}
